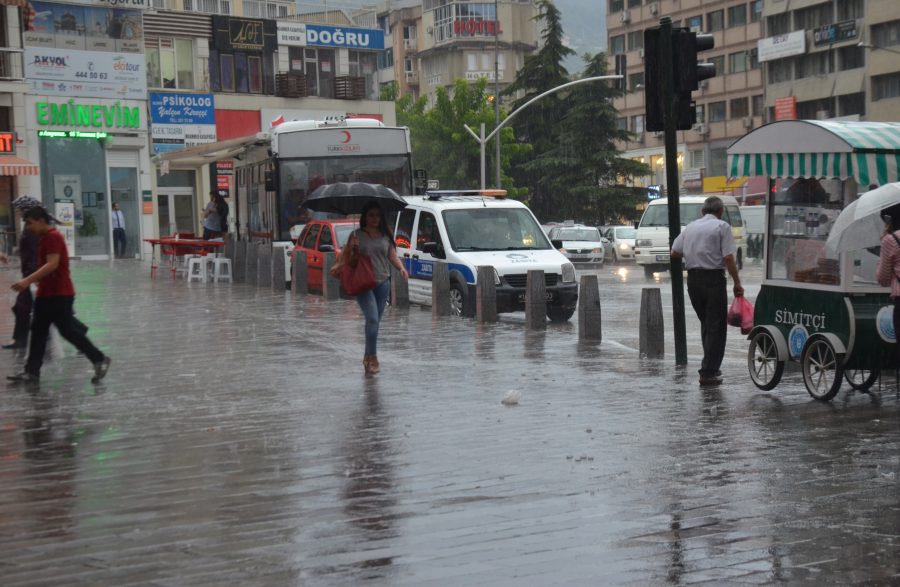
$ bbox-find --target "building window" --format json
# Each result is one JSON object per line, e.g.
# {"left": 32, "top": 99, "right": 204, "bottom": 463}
{"left": 611, "top": 35, "right": 625, "bottom": 55}
{"left": 751, "top": 94, "right": 764, "bottom": 117}
{"left": 837, "top": 0, "right": 863, "bottom": 21}
{"left": 873, "top": 72, "right": 900, "bottom": 101}
{"left": 145, "top": 37, "right": 194, "bottom": 89}
{"left": 433, "top": 2, "right": 497, "bottom": 43}
{"left": 220, "top": 53, "right": 235, "bottom": 91}
{"left": 749, "top": 48, "right": 759, "bottom": 69}
{"left": 795, "top": 51, "right": 833, "bottom": 79}
{"left": 797, "top": 97, "right": 834, "bottom": 119}
{"left": 794, "top": 3, "right": 833, "bottom": 31}
{"left": 838, "top": 93, "right": 865, "bottom": 116}
{"left": 609, "top": 0, "right": 624, "bottom": 12}
{"left": 686, "top": 15, "right": 702, "bottom": 31}
{"left": 629, "top": 71, "right": 644, "bottom": 90}
{"left": 729, "top": 51, "right": 748, "bottom": 73}
{"left": 695, "top": 103, "right": 705, "bottom": 123}
{"left": 750, "top": 0, "right": 762, "bottom": 23}
{"left": 872, "top": 20, "right": 900, "bottom": 48}
{"left": 728, "top": 4, "right": 747, "bottom": 27}
{"left": 706, "top": 10, "right": 724, "bottom": 32}
{"left": 627, "top": 0, "right": 641, "bottom": 7}
{"left": 377, "top": 48, "right": 394, "bottom": 70}
{"left": 631, "top": 114, "right": 644, "bottom": 135}
{"left": 689, "top": 148, "right": 704, "bottom": 169}
{"left": 768, "top": 59, "right": 793, "bottom": 83}
{"left": 709, "top": 101, "right": 726, "bottom": 122}
{"left": 709, "top": 55, "right": 725, "bottom": 77}
{"left": 838, "top": 46, "right": 865, "bottom": 71}
{"left": 616, "top": 117, "right": 627, "bottom": 131}
{"left": 730, "top": 97, "right": 749, "bottom": 119}
{"left": 767, "top": 13, "right": 790, "bottom": 36}
{"left": 627, "top": 31, "right": 643, "bottom": 52}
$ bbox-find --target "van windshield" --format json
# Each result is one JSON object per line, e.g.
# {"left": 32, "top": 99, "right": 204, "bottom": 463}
{"left": 639, "top": 203, "right": 704, "bottom": 227}
{"left": 443, "top": 208, "right": 551, "bottom": 251}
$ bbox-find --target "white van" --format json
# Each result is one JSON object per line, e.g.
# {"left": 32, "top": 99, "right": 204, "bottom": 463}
{"left": 634, "top": 195, "right": 746, "bottom": 278}
{"left": 394, "top": 191, "right": 579, "bottom": 321}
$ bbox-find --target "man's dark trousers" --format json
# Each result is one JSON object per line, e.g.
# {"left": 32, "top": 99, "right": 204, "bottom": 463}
{"left": 686, "top": 268, "right": 728, "bottom": 378}
{"left": 25, "top": 296, "right": 104, "bottom": 376}
{"left": 113, "top": 227, "right": 126, "bottom": 258}
{"left": 11, "top": 287, "right": 33, "bottom": 344}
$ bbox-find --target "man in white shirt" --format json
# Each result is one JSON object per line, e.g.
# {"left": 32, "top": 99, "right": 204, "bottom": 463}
{"left": 671, "top": 196, "right": 744, "bottom": 386}
{"left": 111, "top": 202, "right": 126, "bottom": 258}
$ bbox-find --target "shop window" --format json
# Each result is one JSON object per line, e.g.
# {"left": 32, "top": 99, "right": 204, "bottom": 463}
{"left": 210, "top": 49, "right": 273, "bottom": 95}
{"left": 146, "top": 37, "right": 195, "bottom": 90}
{"left": 706, "top": 10, "right": 724, "bottom": 33}
{"left": 873, "top": 72, "right": 900, "bottom": 101}
{"left": 730, "top": 97, "right": 749, "bottom": 119}
{"left": 728, "top": 4, "right": 747, "bottom": 27}
{"left": 235, "top": 53, "right": 249, "bottom": 93}
{"left": 248, "top": 55, "right": 263, "bottom": 93}
{"left": 303, "top": 48, "right": 335, "bottom": 99}
{"left": 708, "top": 101, "right": 726, "bottom": 122}
{"left": 220, "top": 53, "right": 235, "bottom": 91}
{"left": 289, "top": 46, "right": 304, "bottom": 72}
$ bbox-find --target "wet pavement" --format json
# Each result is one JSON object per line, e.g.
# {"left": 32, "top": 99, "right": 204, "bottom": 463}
{"left": 1, "top": 260, "right": 899, "bottom": 586}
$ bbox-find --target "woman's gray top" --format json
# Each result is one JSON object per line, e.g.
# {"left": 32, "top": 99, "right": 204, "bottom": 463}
{"left": 357, "top": 229, "right": 392, "bottom": 282}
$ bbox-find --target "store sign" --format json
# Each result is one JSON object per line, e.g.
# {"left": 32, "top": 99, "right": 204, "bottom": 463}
{"left": 212, "top": 15, "right": 277, "bottom": 52}
{"left": 774, "top": 96, "right": 798, "bottom": 121}
{"left": 277, "top": 22, "right": 307, "bottom": 47}
{"left": 757, "top": 31, "right": 806, "bottom": 62}
{"left": 216, "top": 160, "right": 234, "bottom": 174}
{"left": 0, "top": 131, "right": 16, "bottom": 154}
{"left": 149, "top": 92, "right": 217, "bottom": 154}
{"left": 465, "top": 71, "right": 503, "bottom": 81}
{"left": 814, "top": 20, "right": 858, "bottom": 46}
{"left": 305, "top": 24, "right": 384, "bottom": 50}
{"left": 454, "top": 19, "right": 502, "bottom": 36}
{"left": 35, "top": 99, "right": 142, "bottom": 131}
{"left": 39, "top": 130, "right": 109, "bottom": 138}
{"left": 25, "top": 48, "right": 146, "bottom": 100}
{"left": 24, "top": 1, "right": 143, "bottom": 52}
{"left": 229, "top": 18, "right": 265, "bottom": 50}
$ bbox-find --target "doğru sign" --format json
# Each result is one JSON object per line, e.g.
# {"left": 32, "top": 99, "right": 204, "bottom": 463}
{"left": 35, "top": 99, "right": 141, "bottom": 130}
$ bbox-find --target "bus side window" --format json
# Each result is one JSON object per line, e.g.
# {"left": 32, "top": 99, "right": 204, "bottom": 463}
{"left": 395, "top": 209, "right": 415, "bottom": 249}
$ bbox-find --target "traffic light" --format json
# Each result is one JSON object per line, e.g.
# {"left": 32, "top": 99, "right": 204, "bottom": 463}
{"left": 644, "top": 26, "right": 716, "bottom": 132}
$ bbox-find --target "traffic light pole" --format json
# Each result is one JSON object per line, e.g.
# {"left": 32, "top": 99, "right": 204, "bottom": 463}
{"left": 659, "top": 16, "right": 688, "bottom": 366}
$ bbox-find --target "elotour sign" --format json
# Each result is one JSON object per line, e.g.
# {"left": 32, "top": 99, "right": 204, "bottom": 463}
{"left": 33, "top": 98, "right": 145, "bottom": 132}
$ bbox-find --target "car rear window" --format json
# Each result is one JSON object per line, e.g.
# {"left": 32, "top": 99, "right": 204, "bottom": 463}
{"left": 558, "top": 228, "right": 601, "bottom": 241}
{"left": 335, "top": 225, "right": 355, "bottom": 247}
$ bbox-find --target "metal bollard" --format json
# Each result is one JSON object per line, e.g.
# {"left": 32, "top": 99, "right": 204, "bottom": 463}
{"left": 476, "top": 265, "right": 497, "bottom": 323}
{"left": 246, "top": 241, "right": 259, "bottom": 286}
{"left": 525, "top": 269, "right": 547, "bottom": 330}
{"left": 272, "top": 246, "right": 287, "bottom": 291}
{"left": 233, "top": 240, "right": 247, "bottom": 282}
{"left": 291, "top": 250, "right": 308, "bottom": 296}
{"left": 322, "top": 252, "right": 341, "bottom": 300}
{"left": 639, "top": 287, "right": 665, "bottom": 359}
{"left": 578, "top": 274, "right": 602, "bottom": 342}
{"left": 257, "top": 244, "right": 273, "bottom": 289}
{"left": 432, "top": 261, "right": 452, "bottom": 317}
{"left": 390, "top": 266, "right": 410, "bottom": 309}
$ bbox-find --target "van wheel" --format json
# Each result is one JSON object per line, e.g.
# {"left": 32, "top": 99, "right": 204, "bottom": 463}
{"left": 547, "top": 306, "right": 575, "bottom": 322}
{"left": 449, "top": 282, "right": 465, "bottom": 317}
{"left": 643, "top": 265, "right": 656, "bottom": 279}
{"left": 737, "top": 249, "right": 743, "bottom": 270}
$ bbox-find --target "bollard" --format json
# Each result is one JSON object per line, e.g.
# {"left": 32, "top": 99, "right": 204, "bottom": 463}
{"left": 233, "top": 240, "right": 247, "bottom": 282}
{"left": 257, "top": 244, "right": 273, "bottom": 289}
{"left": 246, "top": 241, "right": 259, "bottom": 286}
{"left": 639, "top": 287, "right": 665, "bottom": 359}
{"left": 224, "top": 237, "right": 235, "bottom": 262}
{"left": 476, "top": 265, "right": 497, "bottom": 323}
{"left": 432, "top": 261, "right": 452, "bottom": 317}
{"left": 578, "top": 274, "right": 602, "bottom": 342}
{"left": 272, "top": 246, "right": 287, "bottom": 291}
{"left": 390, "top": 266, "right": 410, "bottom": 309}
{"left": 291, "top": 250, "right": 308, "bottom": 296}
{"left": 322, "top": 252, "right": 341, "bottom": 300}
{"left": 525, "top": 269, "right": 547, "bottom": 330}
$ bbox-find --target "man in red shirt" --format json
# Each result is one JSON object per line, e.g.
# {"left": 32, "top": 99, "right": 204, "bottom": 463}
{"left": 7, "top": 207, "right": 111, "bottom": 384}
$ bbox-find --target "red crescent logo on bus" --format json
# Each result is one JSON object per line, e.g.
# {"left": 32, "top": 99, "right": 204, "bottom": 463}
{"left": 341, "top": 131, "right": 351, "bottom": 143}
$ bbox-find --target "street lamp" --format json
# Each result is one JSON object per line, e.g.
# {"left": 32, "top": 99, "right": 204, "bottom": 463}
{"left": 494, "top": 0, "right": 501, "bottom": 189}
{"left": 857, "top": 41, "right": 900, "bottom": 55}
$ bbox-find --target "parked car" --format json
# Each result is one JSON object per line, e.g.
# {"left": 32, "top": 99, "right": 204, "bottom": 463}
{"left": 293, "top": 219, "right": 357, "bottom": 291}
{"left": 601, "top": 225, "right": 637, "bottom": 263}
{"left": 547, "top": 225, "right": 606, "bottom": 265}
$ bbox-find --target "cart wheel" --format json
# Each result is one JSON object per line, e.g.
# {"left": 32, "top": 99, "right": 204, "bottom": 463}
{"left": 844, "top": 367, "right": 879, "bottom": 392}
{"left": 748, "top": 330, "right": 784, "bottom": 391}
{"left": 801, "top": 338, "right": 844, "bottom": 401}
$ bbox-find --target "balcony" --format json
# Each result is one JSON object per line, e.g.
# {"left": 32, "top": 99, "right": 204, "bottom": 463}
{"left": 0, "top": 48, "right": 24, "bottom": 82}
{"left": 334, "top": 75, "right": 366, "bottom": 100}
{"left": 288, "top": 3, "right": 377, "bottom": 28}
{"left": 182, "top": 0, "right": 231, "bottom": 15}
{"left": 405, "top": 70, "right": 418, "bottom": 84}
{"left": 244, "top": 0, "right": 293, "bottom": 19}
{"left": 403, "top": 38, "right": 417, "bottom": 51}
{"left": 275, "top": 72, "right": 307, "bottom": 98}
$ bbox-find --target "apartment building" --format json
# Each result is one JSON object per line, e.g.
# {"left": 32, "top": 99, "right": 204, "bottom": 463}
{"left": 761, "top": 0, "right": 900, "bottom": 124}
{"left": 607, "top": 0, "right": 765, "bottom": 195}
{"left": 376, "top": 0, "right": 423, "bottom": 100}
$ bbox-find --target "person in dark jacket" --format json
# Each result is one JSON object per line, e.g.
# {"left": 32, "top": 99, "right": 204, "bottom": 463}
{"left": 0, "top": 196, "right": 42, "bottom": 349}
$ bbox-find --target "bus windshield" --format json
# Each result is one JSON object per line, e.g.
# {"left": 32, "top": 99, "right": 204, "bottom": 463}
{"left": 640, "top": 204, "right": 704, "bottom": 227}
{"left": 443, "top": 208, "right": 551, "bottom": 251}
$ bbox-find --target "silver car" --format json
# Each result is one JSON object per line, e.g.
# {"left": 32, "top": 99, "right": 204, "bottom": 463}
{"left": 548, "top": 226, "right": 605, "bottom": 264}
{"left": 602, "top": 225, "right": 637, "bottom": 263}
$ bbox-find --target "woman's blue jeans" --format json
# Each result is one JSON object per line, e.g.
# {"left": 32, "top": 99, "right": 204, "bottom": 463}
{"left": 356, "top": 279, "right": 391, "bottom": 355}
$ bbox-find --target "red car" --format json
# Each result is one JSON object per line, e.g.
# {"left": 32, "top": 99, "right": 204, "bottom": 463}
{"left": 294, "top": 219, "right": 358, "bottom": 291}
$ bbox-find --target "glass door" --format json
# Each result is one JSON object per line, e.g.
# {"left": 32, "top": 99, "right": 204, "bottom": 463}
{"left": 157, "top": 188, "right": 196, "bottom": 237}
{"left": 110, "top": 167, "right": 139, "bottom": 258}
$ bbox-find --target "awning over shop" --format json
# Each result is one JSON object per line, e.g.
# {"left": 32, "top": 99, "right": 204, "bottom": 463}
{"left": 0, "top": 0, "right": 28, "bottom": 6}
{"left": 152, "top": 132, "right": 269, "bottom": 168}
{"left": 0, "top": 154, "right": 39, "bottom": 176}
{"left": 728, "top": 120, "right": 900, "bottom": 187}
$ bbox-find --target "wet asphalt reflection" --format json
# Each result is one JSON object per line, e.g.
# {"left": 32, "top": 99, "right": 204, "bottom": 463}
{"left": 1, "top": 260, "right": 899, "bottom": 586}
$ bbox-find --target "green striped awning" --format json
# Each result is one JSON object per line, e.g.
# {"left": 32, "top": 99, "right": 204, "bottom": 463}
{"left": 727, "top": 120, "right": 900, "bottom": 187}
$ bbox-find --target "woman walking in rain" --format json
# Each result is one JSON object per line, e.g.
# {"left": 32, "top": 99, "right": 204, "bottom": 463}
{"left": 337, "top": 201, "right": 408, "bottom": 375}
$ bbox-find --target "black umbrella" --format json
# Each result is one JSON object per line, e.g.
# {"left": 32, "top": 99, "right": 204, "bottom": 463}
{"left": 304, "top": 182, "right": 408, "bottom": 215}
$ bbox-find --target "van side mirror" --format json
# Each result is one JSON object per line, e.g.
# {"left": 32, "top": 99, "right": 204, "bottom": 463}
{"left": 422, "top": 241, "right": 444, "bottom": 258}
{"left": 318, "top": 244, "right": 335, "bottom": 253}
{"left": 551, "top": 239, "right": 563, "bottom": 249}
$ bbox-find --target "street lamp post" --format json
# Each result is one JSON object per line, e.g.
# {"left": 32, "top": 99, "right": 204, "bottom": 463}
{"left": 464, "top": 75, "right": 623, "bottom": 190}
{"left": 494, "top": 0, "right": 501, "bottom": 188}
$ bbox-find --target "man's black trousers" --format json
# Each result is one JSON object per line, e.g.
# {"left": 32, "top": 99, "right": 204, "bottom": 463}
{"left": 686, "top": 269, "right": 728, "bottom": 378}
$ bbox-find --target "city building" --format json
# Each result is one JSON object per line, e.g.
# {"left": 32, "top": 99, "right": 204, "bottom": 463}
{"left": 606, "top": 0, "right": 766, "bottom": 198}
{"left": 377, "top": 0, "right": 423, "bottom": 100}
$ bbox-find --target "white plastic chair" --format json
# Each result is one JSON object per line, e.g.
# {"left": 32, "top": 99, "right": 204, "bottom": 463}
{"left": 186, "top": 256, "right": 209, "bottom": 282}
{"left": 212, "top": 257, "right": 232, "bottom": 283}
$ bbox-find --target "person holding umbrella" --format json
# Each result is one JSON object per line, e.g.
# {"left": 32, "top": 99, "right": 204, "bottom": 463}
{"left": 877, "top": 203, "right": 900, "bottom": 364}
{"left": 340, "top": 200, "right": 408, "bottom": 375}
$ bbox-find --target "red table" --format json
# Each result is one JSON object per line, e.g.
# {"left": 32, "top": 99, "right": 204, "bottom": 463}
{"left": 145, "top": 238, "right": 224, "bottom": 278}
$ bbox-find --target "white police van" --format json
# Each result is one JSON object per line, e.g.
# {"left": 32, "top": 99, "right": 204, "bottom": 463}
{"left": 394, "top": 190, "right": 579, "bottom": 321}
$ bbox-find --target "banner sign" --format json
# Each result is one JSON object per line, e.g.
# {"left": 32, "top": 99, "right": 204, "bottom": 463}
{"left": 277, "top": 21, "right": 307, "bottom": 47}
{"left": 305, "top": 24, "right": 384, "bottom": 50}
{"left": 757, "top": 31, "right": 806, "bottom": 62}
{"left": 25, "top": 47, "right": 146, "bottom": 100}
{"left": 212, "top": 15, "right": 277, "bottom": 52}
{"left": 24, "top": 1, "right": 143, "bottom": 53}
{"left": 814, "top": 20, "right": 858, "bottom": 46}
{"left": 149, "top": 92, "right": 217, "bottom": 154}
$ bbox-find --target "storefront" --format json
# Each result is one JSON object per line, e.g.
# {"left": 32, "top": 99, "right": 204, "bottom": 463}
{"left": 0, "top": 131, "right": 40, "bottom": 254}
{"left": 26, "top": 96, "right": 151, "bottom": 259}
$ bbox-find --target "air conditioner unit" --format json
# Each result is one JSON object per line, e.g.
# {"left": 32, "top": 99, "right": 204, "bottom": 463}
{"left": 620, "top": 11, "right": 630, "bottom": 23}
{"left": 649, "top": 2, "right": 658, "bottom": 15}
{"left": 695, "top": 123, "right": 709, "bottom": 136}
{"left": 742, "top": 116, "right": 752, "bottom": 129}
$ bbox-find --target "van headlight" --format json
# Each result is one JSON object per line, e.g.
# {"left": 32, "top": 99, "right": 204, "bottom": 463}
{"left": 562, "top": 263, "right": 576, "bottom": 282}
{"left": 636, "top": 239, "right": 653, "bottom": 247}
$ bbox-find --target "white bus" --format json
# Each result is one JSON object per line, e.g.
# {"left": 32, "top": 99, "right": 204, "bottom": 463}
{"left": 235, "top": 118, "right": 413, "bottom": 244}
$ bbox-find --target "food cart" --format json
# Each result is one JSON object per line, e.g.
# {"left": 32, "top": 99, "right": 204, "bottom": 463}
{"left": 727, "top": 120, "right": 900, "bottom": 400}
